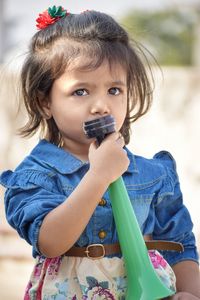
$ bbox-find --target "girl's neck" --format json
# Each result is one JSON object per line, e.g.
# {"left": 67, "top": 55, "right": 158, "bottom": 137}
{"left": 62, "top": 141, "right": 89, "bottom": 163}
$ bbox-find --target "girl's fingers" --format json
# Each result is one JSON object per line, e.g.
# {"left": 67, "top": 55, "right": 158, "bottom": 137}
{"left": 89, "top": 140, "right": 98, "bottom": 152}
{"left": 102, "top": 132, "right": 124, "bottom": 143}
{"left": 89, "top": 133, "right": 125, "bottom": 154}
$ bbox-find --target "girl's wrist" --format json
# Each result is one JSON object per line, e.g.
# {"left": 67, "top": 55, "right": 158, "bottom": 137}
{"left": 87, "top": 168, "right": 111, "bottom": 190}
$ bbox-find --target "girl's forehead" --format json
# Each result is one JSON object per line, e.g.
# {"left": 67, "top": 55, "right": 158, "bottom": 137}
{"left": 51, "top": 38, "right": 129, "bottom": 80}
{"left": 65, "top": 57, "right": 127, "bottom": 79}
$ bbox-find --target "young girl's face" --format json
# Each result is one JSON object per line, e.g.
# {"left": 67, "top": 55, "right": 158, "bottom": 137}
{"left": 46, "top": 59, "right": 127, "bottom": 158}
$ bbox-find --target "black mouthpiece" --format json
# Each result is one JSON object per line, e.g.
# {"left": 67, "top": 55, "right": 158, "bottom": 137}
{"left": 83, "top": 115, "right": 116, "bottom": 144}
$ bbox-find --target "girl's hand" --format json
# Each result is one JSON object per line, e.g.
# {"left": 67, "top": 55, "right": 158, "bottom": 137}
{"left": 88, "top": 132, "right": 129, "bottom": 184}
{"left": 166, "top": 292, "right": 200, "bottom": 299}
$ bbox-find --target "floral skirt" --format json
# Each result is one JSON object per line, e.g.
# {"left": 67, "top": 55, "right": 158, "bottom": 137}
{"left": 24, "top": 250, "right": 176, "bottom": 300}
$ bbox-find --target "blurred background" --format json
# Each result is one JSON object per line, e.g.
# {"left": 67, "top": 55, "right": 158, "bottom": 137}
{"left": 0, "top": 0, "right": 200, "bottom": 299}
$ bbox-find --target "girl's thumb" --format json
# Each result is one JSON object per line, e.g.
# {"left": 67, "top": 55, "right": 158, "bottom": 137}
{"left": 89, "top": 140, "right": 98, "bottom": 152}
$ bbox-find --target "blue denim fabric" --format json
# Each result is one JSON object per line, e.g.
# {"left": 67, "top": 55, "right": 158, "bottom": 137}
{"left": 0, "top": 139, "right": 199, "bottom": 265}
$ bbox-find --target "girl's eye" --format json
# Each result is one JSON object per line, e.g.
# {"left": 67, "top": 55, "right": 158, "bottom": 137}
{"left": 108, "top": 87, "right": 121, "bottom": 95}
{"left": 73, "top": 89, "right": 88, "bottom": 96}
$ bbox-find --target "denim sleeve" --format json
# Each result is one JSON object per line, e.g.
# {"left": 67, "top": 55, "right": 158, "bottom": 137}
{"left": 152, "top": 151, "right": 199, "bottom": 266}
{"left": 1, "top": 170, "right": 66, "bottom": 256}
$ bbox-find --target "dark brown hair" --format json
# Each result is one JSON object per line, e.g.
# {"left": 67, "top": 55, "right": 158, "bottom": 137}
{"left": 20, "top": 10, "right": 153, "bottom": 145}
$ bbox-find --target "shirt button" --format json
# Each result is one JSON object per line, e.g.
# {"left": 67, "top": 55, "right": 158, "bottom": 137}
{"left": 98, "top": 199, "right": 107, "bottom": 206}
{"left": 98, "top": 230, "right": 107, "bottom": 239}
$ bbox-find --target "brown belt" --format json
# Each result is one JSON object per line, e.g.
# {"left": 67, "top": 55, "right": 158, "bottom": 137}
{"left": 65, "top": 241, "right": 184, "bottom": 260}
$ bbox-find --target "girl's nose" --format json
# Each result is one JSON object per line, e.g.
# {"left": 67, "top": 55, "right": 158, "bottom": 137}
{"left": 90, "top": 98, "right": 110, "bottom": 115}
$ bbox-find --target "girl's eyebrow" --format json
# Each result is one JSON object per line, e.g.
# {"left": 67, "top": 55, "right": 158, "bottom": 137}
{"left": 69, "top": 80, "right": 126, "bottom": 88}
{"left": 69, "top": 82, "right": 95, "bottom": 88}
{"left": 109, "top": 80, "right": 126, "bottom": 86}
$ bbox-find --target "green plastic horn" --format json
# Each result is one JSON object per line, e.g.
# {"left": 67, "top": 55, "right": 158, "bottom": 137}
{"left": 83, "top": 115, "right": 175, "bottom": 300}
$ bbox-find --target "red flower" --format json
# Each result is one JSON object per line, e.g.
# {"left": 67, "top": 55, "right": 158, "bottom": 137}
{"left": 36, "top": 6, "right": 68, "bottom": 30}
{"left": 36, "top": 10, "right": 57, "bottom": 29}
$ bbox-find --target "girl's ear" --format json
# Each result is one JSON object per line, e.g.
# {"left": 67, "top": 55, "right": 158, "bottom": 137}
{"left": 39, "top": 97, "right": 52, "bottom": 119}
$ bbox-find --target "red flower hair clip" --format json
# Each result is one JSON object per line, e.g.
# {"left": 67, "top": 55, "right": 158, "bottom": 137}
{"left": 36, "top": 5, "right": 69, "bottom": 30}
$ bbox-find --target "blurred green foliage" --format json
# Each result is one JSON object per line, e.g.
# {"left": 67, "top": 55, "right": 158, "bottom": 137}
{"left": 121, "top": 9, "right": 199, "bottom": 65}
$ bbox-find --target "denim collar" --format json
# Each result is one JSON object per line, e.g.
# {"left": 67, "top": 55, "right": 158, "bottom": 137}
{"left": 30, "top": 139, "right": 138, "bottom": 175}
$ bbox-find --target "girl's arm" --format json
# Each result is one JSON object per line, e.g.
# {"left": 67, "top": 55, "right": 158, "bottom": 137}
{"left": 38, "top": 133, "right": 129, "bottom": 257}
{"left": 169, "top": 260, "right": 200, "bottom": 299}
{"left": 152, "top": 152, "right": 199, "bottom": 299}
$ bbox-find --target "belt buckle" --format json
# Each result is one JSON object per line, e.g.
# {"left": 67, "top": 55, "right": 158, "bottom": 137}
{"left": 85, "top": 244, "right": 105, "bottom": 259}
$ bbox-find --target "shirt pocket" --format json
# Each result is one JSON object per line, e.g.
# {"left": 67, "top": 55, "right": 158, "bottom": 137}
{"left": 126, "top": 190, "right": 154, "bottom": 229}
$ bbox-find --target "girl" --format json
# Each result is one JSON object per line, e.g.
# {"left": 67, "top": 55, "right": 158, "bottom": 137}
{"left": 0, "top": 6, "right": 200, "bottom": 300}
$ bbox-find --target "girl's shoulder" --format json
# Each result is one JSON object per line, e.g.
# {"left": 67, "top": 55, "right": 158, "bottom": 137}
{"left": 0, "top": 139, "right": 64, "bottom": 192}
{"left": 0, "top": 139, "right": 88, "bottom": 192}
{"left": 125, "top": 147, "right": 179, "bottom": 187}
{"left": 126, "top": 147, "right": 177, "bottom": 171}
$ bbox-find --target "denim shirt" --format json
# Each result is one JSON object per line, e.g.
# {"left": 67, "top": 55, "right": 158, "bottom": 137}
{"left": 0, "top": 139, "right": 199, "bottom": 266}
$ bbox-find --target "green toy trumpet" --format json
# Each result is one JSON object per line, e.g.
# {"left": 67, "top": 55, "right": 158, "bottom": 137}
{"left": 83, "top": 115, "right": 175, "bottom": 300}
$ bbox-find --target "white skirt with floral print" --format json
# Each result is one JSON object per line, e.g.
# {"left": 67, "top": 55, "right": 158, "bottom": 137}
{"left": 24, "top": 250, "right": 176, "bottom": 300}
